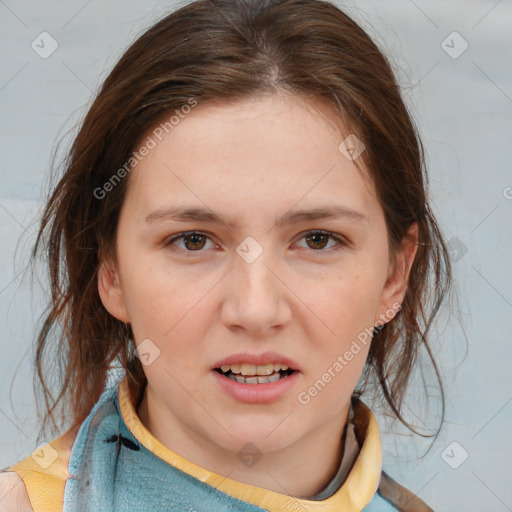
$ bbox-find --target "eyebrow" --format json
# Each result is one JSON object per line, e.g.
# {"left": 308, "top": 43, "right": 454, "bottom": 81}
{"left": 144, "top": 204, "right": 369, "bottom": 229}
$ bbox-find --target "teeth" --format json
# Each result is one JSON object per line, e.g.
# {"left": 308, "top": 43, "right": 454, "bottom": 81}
{"left": 267, "top": 372, "right": 281, "bottom": 383}
{"left": 219, "top": 363, "right": 291, "bottom": 375}
{"left": 240, "top": 364, "right": 256, "bottom": 376}
{"left": 230, "top": 372, "right": 283, "bottom": 384}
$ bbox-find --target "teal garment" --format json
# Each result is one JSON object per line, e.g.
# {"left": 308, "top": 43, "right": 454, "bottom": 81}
{"left": 62, "top": 379, "right": 401, "bottom": 511}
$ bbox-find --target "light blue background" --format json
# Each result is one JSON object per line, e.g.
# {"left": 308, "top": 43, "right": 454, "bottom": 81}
{"left": 1, "top": 1, "right": 511, "bottom": 510}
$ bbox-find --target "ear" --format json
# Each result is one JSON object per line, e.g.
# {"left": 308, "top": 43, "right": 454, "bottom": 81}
{"left": 374, "top": 223, "right": 419, "bottom": 326}
{"left": 97, "top": 260, "right": 131, "bottom": 323}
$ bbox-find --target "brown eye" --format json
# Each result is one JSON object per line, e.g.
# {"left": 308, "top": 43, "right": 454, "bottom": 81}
{"left": 305, "top": 232, "right": 330, "bottom": 250}
{"left": 297, "top": 230, "right": 346, "bottom": 252}
{"left": 182, "top": 233, "right": 207, "bottom": 250}
{"left": 166, "top": 231, "right": 215, "bottom": 252}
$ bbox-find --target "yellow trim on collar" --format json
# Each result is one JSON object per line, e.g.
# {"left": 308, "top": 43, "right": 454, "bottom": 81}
{"left": 118, "top": 376, "right": 382, "bottom": 511}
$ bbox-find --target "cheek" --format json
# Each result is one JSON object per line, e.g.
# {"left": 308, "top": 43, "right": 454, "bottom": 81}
{"left": 119, "top": 248, "right": 187, "bottom": 320}
{"left": 303, "top": 267, "right": 384, "bottom": 333}
{"left": 294, "top": 267, "right": 381, "bottom": 392}
{"left": 120, "top": 259, "right": 213, "bottom": 366}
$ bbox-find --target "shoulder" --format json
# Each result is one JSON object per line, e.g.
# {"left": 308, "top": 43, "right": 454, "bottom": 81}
{"left": 0, "top": 471, "right": 34, "bottom": 512}
{"left": 377, "top": 470, "right": 435, "bottom": 511}
{"left": 0, "top": 424, "right": 80, "bottom": 512}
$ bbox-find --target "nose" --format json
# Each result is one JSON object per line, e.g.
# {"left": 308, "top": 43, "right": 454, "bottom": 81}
{"left": 220, "top": 246, "right": 292, "bottom": 337}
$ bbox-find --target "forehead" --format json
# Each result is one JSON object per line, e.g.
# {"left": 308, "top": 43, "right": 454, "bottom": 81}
{"left": 124, "top": 93, "right": 380, "bottom": 225}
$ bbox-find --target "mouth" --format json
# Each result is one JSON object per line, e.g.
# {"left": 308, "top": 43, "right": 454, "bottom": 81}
{"left": 212, "top": 353, "right": 300, "bottom": 403}
{"left": 214, "top": 363, "right": 296, "bottom": 384}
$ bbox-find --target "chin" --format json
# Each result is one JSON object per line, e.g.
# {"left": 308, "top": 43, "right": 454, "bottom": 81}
{"left": 217, "top": 415, "right": 305, "bottom": 453}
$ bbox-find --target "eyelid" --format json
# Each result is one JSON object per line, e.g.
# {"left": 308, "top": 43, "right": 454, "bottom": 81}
{"left": 164, "top": 229, "right": 348, "bottom": 253}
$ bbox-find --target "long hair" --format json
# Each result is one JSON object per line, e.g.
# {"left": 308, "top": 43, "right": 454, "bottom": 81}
{"left": 29, "top": 0, "right": 452, "bottom": 447}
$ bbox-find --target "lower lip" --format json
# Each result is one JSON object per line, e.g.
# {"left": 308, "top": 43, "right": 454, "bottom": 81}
{"left": 212, "top": 370, "right": 300, "bottom": 404}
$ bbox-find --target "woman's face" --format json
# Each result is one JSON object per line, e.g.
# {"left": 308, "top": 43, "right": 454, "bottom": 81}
{"left": 99, "top": 92, "right": 416, "bottom": 457}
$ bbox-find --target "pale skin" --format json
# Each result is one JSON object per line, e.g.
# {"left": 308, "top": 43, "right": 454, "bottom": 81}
{"left": 91, "top": 92, "right": 418, "bottom": 498}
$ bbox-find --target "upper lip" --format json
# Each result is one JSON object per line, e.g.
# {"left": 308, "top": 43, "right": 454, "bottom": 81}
{"left": 213, "top": 351, "right": 300, "bottom": 371}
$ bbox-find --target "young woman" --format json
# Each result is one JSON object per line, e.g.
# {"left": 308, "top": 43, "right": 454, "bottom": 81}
{"left": 1, "top": 0, "right": 451, "bottom": 510}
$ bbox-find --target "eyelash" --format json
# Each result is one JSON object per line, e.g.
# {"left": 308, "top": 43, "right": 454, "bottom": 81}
{"left": 164, "top": 230, "right": 347, "bottom": 255}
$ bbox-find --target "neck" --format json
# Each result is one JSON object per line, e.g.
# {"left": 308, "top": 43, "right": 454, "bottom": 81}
{"left": 136, "top": 384, "right": 352, "bottom": 498}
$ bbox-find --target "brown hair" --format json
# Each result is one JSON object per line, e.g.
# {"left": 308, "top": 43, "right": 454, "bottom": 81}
{"left": 29, "top": 0, "right": 452, "bottom": 447}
